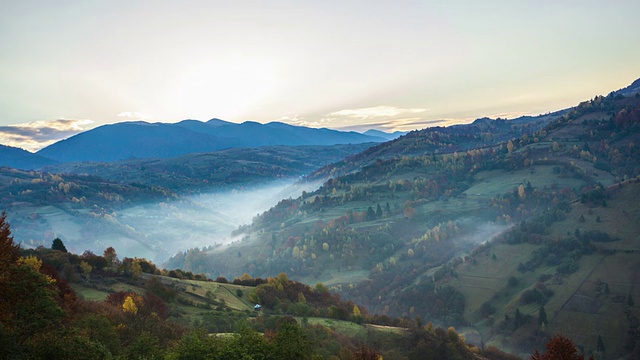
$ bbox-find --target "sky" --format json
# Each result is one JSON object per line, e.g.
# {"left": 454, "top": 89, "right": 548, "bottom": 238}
{"left": 1, "top": 0, "right": 639, "bottom": 152}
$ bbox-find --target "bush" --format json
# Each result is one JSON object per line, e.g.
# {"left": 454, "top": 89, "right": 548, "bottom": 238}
{"left": 557, "top": 259, "right": 579, "bottom": 274}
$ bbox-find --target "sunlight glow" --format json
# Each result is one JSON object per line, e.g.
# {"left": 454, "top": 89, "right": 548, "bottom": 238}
{"left": 171, "top": 55, "right": 280, "bottom": 120}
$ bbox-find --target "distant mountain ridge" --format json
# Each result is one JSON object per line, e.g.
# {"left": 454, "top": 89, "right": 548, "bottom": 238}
{"left": 0, "top": 144, "right": 57, "bottom": 170}
{"left": 36, "top": 119, "right": 387, "bottom": 162}
{"left": 362, "top": 129, "right": 408, "bottom": 140}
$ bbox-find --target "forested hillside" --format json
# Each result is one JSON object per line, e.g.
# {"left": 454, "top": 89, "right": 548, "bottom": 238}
{"left": 167, "top": 88, "right": 640, "bottom": 357}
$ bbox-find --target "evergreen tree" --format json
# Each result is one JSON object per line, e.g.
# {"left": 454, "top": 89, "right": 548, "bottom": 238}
{"left": 366, "top": 206, "right": 376, "bottom": 221}
{"left": 376, "top": 203, "right": 383, "bottom": 218}
{"left": 538, "top": 306, "right": 548, "bottom": 325}
{"left": 51, "top": 238, "right": 67, "bottom": 253}
{"left": 514, "top": 308, "right": 523, "bottom": 329}
{"left": 628, "top": 293, "right": 635, "bottom": 307}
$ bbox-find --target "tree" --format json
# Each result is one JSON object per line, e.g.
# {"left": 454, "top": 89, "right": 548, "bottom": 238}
{"left": 507, "top": 140, "right": 515, "bottom": 153}
{"left": 539, "top": 306, "right": 548, "bottom": 325}
{"left": 404, "top": 206, "right": 416, "bottom": 220}
{"left": 366, "top": 206, "right": 376, "bottom": 221}
{"left": 0, "top": 212, "right": 20, "bottom": 280}
{"left": 628, "top": 293, "right": 635, "bottom": 307}
{"left": 123, "top": 295, "right": 138, "bottom": 314}
{"left": 518, "top": 184, "right": 526, "bottom": 200}
{"left": 376, "top": 203, "right": 383, "bottom": 218}
{"left": 103, "top": 247, "right": 119, "bottom": 269}
{"left": 514, "top": 308, "right": 524, "bottom": 329}
{"left": 315, "top": 282, "right": 329, "bottom": 294}
{"left": 297, "top": 292, "right": 306, "bottom": 303}
{"left": 79, "top": 261, "right": 92, "bottom": 280}
{"left": 531, "top": 334, "right": 594, "bottom": 360}
{"left": 51, "top": 238, "right": 67, "bottom": 253}
{"left": 596, "top": 335, "right": 605, "bottom": 354}
{"left": 272, "top": 318, "right": 311, "bottom": 359}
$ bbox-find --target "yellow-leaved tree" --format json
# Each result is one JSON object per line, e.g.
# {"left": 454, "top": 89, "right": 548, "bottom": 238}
{"left": 123, "top": 295, "right": 138, "bottom": 314}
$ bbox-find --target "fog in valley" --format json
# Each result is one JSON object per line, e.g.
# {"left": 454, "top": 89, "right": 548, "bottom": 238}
{"left": 119, "top": 180, "right": 321, "bottom": 262}
{"left": 11, "top": 179, "right": 322, "bottom": 264}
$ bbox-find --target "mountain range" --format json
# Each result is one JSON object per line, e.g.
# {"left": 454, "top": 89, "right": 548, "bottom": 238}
{"left": 35, "top": 119, "right": 387, "bottom": 163}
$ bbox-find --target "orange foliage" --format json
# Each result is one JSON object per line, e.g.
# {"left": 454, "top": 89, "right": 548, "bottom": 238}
{"left": 531, "top": 334, "right": 593, "bottom": 360}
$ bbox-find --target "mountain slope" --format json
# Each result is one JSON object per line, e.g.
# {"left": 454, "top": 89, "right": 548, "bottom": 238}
{"left": 37, "top": 119, "right": 386, "bottom": 162}
{"left": 0, "top": 144, "right": 56, "bottom": 169}
{"left": 166, "top": 83, "right": 640, "bottom": 356}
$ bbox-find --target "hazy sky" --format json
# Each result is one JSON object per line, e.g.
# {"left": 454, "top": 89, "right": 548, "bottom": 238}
{"left": 1, "top": 0, "right": 639, "bottom": 151}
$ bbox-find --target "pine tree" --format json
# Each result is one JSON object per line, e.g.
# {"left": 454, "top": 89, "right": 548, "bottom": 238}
{"left": 376, "top": 203, "right": 383, "bottom": 218}
{"left": 538, "top": 306, "right": 548, "bottom": 325}
{"left": 514, "top": 308, "right": 523, "bottom": 329}
{"left": 366, "top": 206, "right": 376, "bottom": 221}
{"left": 51, "top": 238, "right": 67, "bottom": 253}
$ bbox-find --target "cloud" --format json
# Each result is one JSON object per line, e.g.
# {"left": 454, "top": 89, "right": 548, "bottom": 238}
{"left": 273, "top": 115, "right": 328, "bottom": 128}
{"left": 328, "top": 106, "right": 427, "bottom": 120}
{"left": 0, "top": 118, "right": 94, "bottom": 152}
{"left": 304, "top": 106, "right": 434, "bottom": 132}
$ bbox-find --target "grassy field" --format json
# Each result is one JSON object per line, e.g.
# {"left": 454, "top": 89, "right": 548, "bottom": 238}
{"left": 71, "top": 284, "right": 112, "bottom": 301}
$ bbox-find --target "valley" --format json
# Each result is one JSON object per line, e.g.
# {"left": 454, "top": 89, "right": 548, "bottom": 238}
{"left": 1, "top": 80, "right": 639, "bottom": 359}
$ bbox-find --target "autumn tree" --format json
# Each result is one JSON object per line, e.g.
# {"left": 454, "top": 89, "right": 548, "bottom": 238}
{"left": 531, "top": 334, "right": 594, "bottom": 360}
{"left": 103, "top": 247, "right": 119, "bottom": 271}
{"left": 404, "top": 206, "right": 416, "bottom": 220}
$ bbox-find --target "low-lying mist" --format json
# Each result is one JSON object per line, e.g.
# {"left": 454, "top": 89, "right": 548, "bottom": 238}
{"left": 10, "top": 179, "right": 321, "bottom": 265}
{"left": 116, "top": 180, "right": 321, "bottom": 263}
